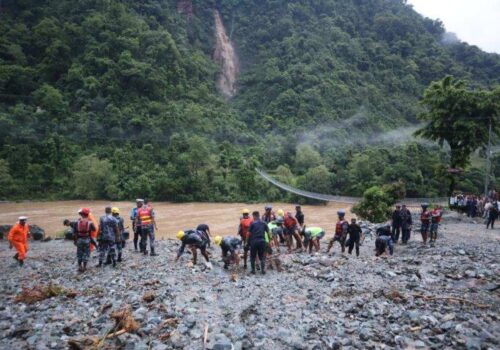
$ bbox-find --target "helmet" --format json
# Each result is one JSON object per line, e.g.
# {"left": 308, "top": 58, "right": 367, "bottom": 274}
{"left": 176, "top": 230, "right": 185, "bottom": 240}
{"left": 265, "top": 205, "right": 272, "bottom": 210}
{"left": 421, "top": 203, "right": 429, "bottom": 208}
{"left": 214, "top": 236, "right": 223, "bottom": 245}
{"left": 337, "top": 209, "right": 346, "bottom": 216}
{"left": 79, "top": 208, "right": 90, "bottom": 216}
{"left": 276, "top": 216, "right": 284, "bottom": 224}
{"left": 277, "top": 209, "right": 284, "bottom": 217}
{"left": 136, "top": 199, "right": 144, "bottom": 203}
{"left": 18, "top": 216, "right": 28, "bottom": 221}
{"left": 111, "top": 207, "right": 120, "bottom": 214}
{"left": 242, "top": 209, "right": 250, "bottom": 215}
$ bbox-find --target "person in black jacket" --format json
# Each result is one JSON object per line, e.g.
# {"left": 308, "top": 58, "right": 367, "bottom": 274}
{"left": 391, "top": 204, "right": 402, "bottom": 243}
{"left": 400, "top": 204, "right": 413, "bottom": 244}
{"left": 347, "top": 218, "right": 362, "bottom": 257}
{"left": 248, "top": 211, "right": 270, "bottom": 275}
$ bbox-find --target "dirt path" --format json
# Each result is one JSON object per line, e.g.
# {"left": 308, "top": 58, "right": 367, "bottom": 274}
{"left": 0, "top": 201, "right": 354, "bottom": 238}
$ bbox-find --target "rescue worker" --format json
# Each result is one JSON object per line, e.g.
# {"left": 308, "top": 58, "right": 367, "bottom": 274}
{"left": 112, "top": 207, "right": 125, "bottom": 262}
{"left": 214, "top": 235, "right": 242, "bottom": 269}
{"left": 430, "top": 205, "right": 443, "bottom": 246}
{"left": 303, "top": 226, "right": 325, "bottom": 254}
{"left": 284, "top": 212, "right": 302, "bottom": 252}
{"left": 400, "top": 204, "right": 413, "bottom": 244}
{"left": 295, "top": 205, "right": 305, "bottom": 228}
{"left": 97, "top": 207, "right": 120, "bottom": 267}
{"left": 486, "top": 201, "right": 498, "bottom": 229}
{"left": 326, "top": 210, "right": 349, "bottom": 254}
{"left": 196, "top": 224, "right": 212, "bottom": 248}
{"left": 130, "top": 199, "right": 143, "bottom": 251}
{"left": 347, "top": 218, "right": 362, "bottom": 257}
{"left": 248, "top": 211, "right": 269, "bottom": 275}
{"left": 267, "top": 217, "right": 284, "bottom": 253}
{"left": 238, "top": 209, "right": 253, "bottom": 269}
{"left": 262, "top": 205, "right": 276, "bottom": 224}
{"left": 137, "top": 201, "right": 158, "bottom": 256}
{"left": 8, "top": 216, "right": 30, "bottom": 267}
{"left": 276, "top": 209, "right": 286, "bottom": 244}
{"left": 420, "top": 203, "right": 431, "bottom": 245}
{"left": 175, "top": 230, "right": 210, "bottom": 265}
{"left": 375, "top": 224, "right": 394, "bottom": 256}
{"left": 72, "top": 208, "right": 97, "bottom": 272}
{"left": 391, "top": 204, "right": 402, "bottom": 243}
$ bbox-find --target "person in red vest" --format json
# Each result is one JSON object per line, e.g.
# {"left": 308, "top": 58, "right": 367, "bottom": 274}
{"left": 284, "top": 212, "right": 303, "bottom": 252}
{"left": 326, "top": 210, "right": 349, "bottom": 254}
{"left": 238, "top": 209, "right": 253, "bottom": 269}
{"left": 137, "top": 202, "right": 158, "bottom": 256}
{"left": 74, "top": 208, "right": 97, "bottom": 272}
{"left": 8, "top": 216, "right": 30, "bottom": 267}
{"left": 429, "top": 205, "right": 443, "bottom": 246}
{"left": 420, "top": 203, "right": 431, "bottom": 245}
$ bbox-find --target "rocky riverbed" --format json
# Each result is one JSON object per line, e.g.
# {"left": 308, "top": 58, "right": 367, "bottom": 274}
{"left": 0, "top": 222, "right": 498, "bottom": 350}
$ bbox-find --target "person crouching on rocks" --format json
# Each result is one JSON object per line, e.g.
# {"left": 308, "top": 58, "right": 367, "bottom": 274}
{"left": 303, "top": 226, "right": 325, "bottom": 254}
{"left": 175, "top": 229, "right": 210, "bottom": 266}
{"left": 8, "top": 216, "right": 30, "bottom": 267}
{"left": 375, "top": 224, "right": 394, "bottom": 257}
{"left": 267, "top": 216, "right": 284, "bottom": 253}
{"left": 214, "top": 236, "right": 242, "bottom": 269}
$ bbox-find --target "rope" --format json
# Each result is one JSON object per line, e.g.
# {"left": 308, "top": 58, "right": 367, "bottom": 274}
{"left": 256, "top": 168, "right": 448, "bottom": 205}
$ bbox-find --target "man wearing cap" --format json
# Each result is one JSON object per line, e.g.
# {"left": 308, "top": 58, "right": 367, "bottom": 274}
{"left": 98, "top": 206, "right": 120, "bottom": 267}
{"left": 326, "top": 210, "right": 349, "bottom": 254}
{"left": 112, "top": 207, "right": 126, "bottom": 262}
{"left": 8, "top": 216, "right": 30, "bottom": 266}
{"left": 130, "top": 199, "right": 144, "bottom": 252}
{"left": 72, "top": 208, "right": 97, "bottom": 272}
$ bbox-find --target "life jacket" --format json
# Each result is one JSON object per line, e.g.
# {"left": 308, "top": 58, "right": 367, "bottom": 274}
{"left": 239, "top": 217, "right": 253, "bottom": 239}
{"left": 335, "top": 220, "right": 347, "bottom": 236}
{"left": 284, "top": 215, "right": 297, "bottom": 229}
{"left": 137, "top": 207, "right": 153, "bottom": 226}
{"left": 77, "top": 219, "right": 91, "bottom": 238}
{"left": 431, "top": 209, "right": 442, "bottom": 223}
{"left": 420, "top": 211, "right": 431, "bottom": 224}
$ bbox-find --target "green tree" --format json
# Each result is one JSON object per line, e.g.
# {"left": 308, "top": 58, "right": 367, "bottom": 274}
{"left": 415, "top": 76, "right": 500, "bottom": 195}
{"left": 294, "top": 144, "right": 322, "bottom": 173}
{"left": 352, "top": 186, "right": 394, "bottom": 223}
{"left": 71, "top": 154, "right": 115, "bottom": 199}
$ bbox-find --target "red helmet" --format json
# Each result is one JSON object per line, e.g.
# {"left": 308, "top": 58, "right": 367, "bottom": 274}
{"left": 79, "top": 208, "right": 90, "bottom": 216}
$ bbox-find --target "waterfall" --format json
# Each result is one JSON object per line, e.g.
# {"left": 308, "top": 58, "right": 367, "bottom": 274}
{"left": 213, "top": 10, "right": 239, "bottom": 99}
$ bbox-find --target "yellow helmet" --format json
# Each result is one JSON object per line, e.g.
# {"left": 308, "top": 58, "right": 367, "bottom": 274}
{"left": 242, "top": 208, "right": 250, "bottom": 215}
{"left": 111, "top": 207, "right": 120, "bottom": 214}
{"left": 277, "top": 209, "right": 284, "bottom": 217}
{"left": 214, "top": 236, "right": 223, "bottom": 246}
{"left": 176, "top": 230, "right": 185, "bottom": 240}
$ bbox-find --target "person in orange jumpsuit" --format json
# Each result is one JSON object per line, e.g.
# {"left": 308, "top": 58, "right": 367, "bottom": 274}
{"left": 8, "top": 216, "right": 30, "bottom": 266}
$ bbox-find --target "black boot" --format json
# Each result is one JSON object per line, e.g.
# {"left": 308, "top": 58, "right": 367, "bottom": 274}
{"left": 261, "top": 261, "right": 266, "bottom": 275}
{"left": 250, "top": 261, "right": 256, "bottom": 274}
{"left": 97, "top": 261, "right": 103, "bottom": 267}
{"left": 83, "top": 262, "right": 87, "bottom": 272}
{"left": 150, "top": 248, "right": 158, "bottom": 256}
{"left": 143, "top": 249, "right": 148, "bottom": 256}
{"left": 19, "top": 259, "right": 24, "bottom": 267}
{"left": 13, "top": 253, "right": 19, "bottom": 261}
{"left": 112, "top": 260, "right": 117, "bottom": 268}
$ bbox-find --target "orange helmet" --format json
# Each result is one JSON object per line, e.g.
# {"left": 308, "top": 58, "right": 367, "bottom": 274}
{"left": 79, "top": 208, "right": 90, "bottom": 216}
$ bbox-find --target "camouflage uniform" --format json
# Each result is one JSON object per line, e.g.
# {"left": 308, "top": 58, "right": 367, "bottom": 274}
{"left": 71, "top": 219, "right": 96, "bottom": 267}
{"left": 98, "top": 214, "right": 118, "bottom": 265}
{"left": 114, "top": 215, "right": 125, "bottom": 261}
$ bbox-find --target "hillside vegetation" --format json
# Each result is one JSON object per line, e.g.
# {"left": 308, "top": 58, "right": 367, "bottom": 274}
{"left": 1, "top": 0, "right": 499, "bottom": 201}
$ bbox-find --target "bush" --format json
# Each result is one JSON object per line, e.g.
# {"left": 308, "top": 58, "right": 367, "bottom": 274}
{"left": 352, "top": 185, "right": 395, "bottom": 223}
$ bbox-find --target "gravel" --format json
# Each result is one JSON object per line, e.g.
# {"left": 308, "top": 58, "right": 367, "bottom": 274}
{"left": 0, "top": 222, "right": 498, "bottom": 349}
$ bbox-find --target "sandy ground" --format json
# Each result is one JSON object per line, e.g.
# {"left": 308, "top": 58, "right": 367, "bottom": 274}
{"left": 0, "top": 201, "right": 356, "bottom": 238}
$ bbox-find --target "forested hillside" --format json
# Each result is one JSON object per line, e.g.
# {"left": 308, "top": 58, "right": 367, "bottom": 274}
{"left": 0, "top": 0, "right": 499, "bottom": 201}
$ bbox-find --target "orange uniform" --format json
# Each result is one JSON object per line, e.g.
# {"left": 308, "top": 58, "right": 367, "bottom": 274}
{"left": 88, "top": 212, "right": 99, "bottom": 251}
{"left": 8, "top": 223, "right": 29, "bottom": 261}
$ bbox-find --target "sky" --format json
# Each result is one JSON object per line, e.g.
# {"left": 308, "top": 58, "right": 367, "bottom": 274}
{"left": 407, "top": 0, "right": 500, "bottom": 54}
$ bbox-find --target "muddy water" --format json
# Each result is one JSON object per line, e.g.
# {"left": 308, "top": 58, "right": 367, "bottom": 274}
{"left": 0, "top": 201, "right": 353, "bottom": 238}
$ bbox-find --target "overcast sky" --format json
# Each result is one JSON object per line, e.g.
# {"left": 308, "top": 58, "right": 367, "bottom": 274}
{"left": 407, "top": 0, "right": 500, "bottom": 54}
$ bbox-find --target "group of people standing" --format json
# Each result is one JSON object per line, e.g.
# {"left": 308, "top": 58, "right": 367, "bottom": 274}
{"left": 449, "top": 192, "right": 499, "bottom": 229}
{"left": 391, "top": 203, "right": 443, "bottom": 247}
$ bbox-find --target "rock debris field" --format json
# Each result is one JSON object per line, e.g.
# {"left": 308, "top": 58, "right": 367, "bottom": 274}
{"left": 0, "top": 217, "right": 498, "bottom": 350}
